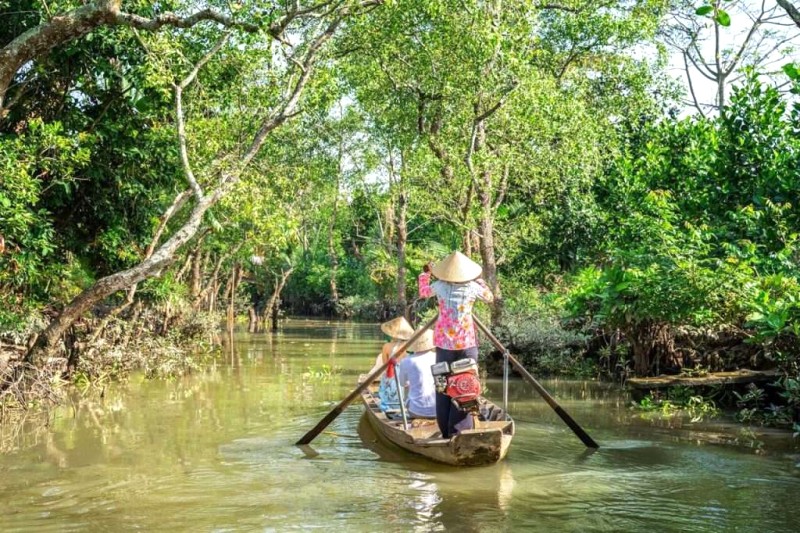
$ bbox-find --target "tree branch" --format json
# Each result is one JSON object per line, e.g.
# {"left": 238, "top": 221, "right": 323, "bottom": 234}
{"left": 174, "top": 33, "right": 231, "bottom": 200}
{"left": 474, "top": 81, "right": 519, "bottom": 123}
{"left": 239, "top": 17, "right": 343, "bottom": 168}
{"left": 145, "top": 190, "right": 193, "bottom": 259}
{"left": 0, "top": 1, "right": 261, "bottom": 111}
{"left": 683, "top": 51, "right": 706, "bottom": 118}
{"left": 115, "top": 8, "right": 258, "bottom": 32}
{"left": 493, "top": 163, "right": 509, "bottom": 210}
{"left": 534, "top": 3, "right": 578, "bottom": 13}
{"left": 723, "top": 9, "right": 765, "bottom": 76}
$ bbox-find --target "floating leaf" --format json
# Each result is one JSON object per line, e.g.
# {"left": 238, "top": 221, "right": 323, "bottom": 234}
{"left": 715, "top": 10, "right": 731, "bottom": 26}
{"left": 695, "top": 5, "right": 713, "bottom": 16}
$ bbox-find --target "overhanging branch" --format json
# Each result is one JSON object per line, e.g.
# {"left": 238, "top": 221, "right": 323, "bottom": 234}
{"left": 115, "top": 8, "right": 258, "bottom": 32}
{"left": 1, "top": 1, "right": 257, "bottom": 111}
{"left": 777, "top": 0, "right": 800, "bottom": 28}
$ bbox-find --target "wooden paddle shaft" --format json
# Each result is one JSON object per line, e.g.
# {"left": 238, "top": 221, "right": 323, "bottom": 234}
{"left": 473, "top": 317, "right": 599, "bottom": 449}
{"left": 295, "top": 314, "right": 439, "bottom": 446}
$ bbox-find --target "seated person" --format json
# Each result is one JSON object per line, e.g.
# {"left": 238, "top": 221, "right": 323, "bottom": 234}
{"left": 369, "top": 316, "right": 414, "bottom": 377}
{"left": 378, "top": 367, "right": 401, "bottom": 412}
{"left": 397, "top": 330, "right": 437, "bottom": 419}
{"left": 372, "top": 316, "right": 414, "bottom": 412}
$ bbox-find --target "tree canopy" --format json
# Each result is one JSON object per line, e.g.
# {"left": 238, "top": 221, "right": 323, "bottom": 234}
{"left": 1, "top": 0, "right": 798, "bottom": 382}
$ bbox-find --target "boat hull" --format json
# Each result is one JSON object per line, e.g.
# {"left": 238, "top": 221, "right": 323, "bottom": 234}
{"left": 359, "top": 375, "right": 514, "bottom": 466}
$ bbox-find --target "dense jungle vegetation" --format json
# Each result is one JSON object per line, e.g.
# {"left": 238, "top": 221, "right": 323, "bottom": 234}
{"left": 1, "top": 1, "right": 799, "bottom": 430}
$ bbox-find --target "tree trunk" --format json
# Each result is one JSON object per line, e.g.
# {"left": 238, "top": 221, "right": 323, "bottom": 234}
{"left": 477, "top": 180, "right": 502, "bottom": 326}
{"left": 271, "top": 304, "right": 280, "bottom": 332}
{"left": 469, "top": 117, "right": 502, "bottom": 326}
{"left": 396, "top": 189, "right": 408, "bottom": 312}
{"left": 226, "top": 262, "right": 240, "bottom": 332}
{"left": 190, "top": 246, "right": 203, "bottom": 299}
{"left": 266, "top": 267, "right": 294, "bottom": 331}
{"left": 208, "top": 277, "right": 218, "bottom": 312}
{"left": 328, "top": 177, "right": 340, "bottom": 309}
{"left": 248, "top": 306, "right": 258, "bottom": 333}
{"left": 27, "top": 193, "right": 218, "bottom": 362}
{"left": 389, "top": 149, "right": 408, "bottom": 314}
{"left": 193, "top": 253, "right": 222, "bottom": 310}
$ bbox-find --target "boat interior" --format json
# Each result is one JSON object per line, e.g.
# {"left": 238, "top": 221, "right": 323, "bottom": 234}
{"left": 361, "top": 378, "right": 514, "bottom": 444}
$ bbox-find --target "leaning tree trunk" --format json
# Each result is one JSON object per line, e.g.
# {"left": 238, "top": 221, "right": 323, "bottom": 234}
{"left": 23, "top": 10, "right": 349, "bottom": 363}
{"left": 27, "top": 193, "right": 218, "bottom": 362}
{"left": 778, "top": 0, "right": 800, "bottom": 28}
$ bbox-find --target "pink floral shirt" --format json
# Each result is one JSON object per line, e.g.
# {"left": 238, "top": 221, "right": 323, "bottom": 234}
{"left": 418, "top": 272, "right": 494, "bottom": 350}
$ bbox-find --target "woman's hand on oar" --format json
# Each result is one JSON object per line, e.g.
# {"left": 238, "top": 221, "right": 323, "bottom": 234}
{"left": 473, "top": 316, "right": 599, "bottom": 449}
{"left": 295, "top": 314, "right": 439, "bottom": 446}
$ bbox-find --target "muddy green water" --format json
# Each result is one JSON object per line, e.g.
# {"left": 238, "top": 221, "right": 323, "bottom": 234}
{"left": 1, "top": 320, "right": 799, "bottom": 532}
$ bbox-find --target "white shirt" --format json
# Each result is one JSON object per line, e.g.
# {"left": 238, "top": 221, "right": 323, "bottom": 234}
{"left": 397, "top": 349, "right": 437, "bottom": 417}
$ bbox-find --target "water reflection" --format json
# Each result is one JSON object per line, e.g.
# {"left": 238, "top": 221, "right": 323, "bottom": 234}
{"left": 357, "top": 413, "right": 516, "bottom": 531}
{"left": 0, "top": 319, "right": 798, "bottom": 532}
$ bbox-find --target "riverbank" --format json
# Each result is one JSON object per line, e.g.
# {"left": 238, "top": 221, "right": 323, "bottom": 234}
{"left": 2, "top": 309, "right": 798, "bottom": 459}
{"left": 0, "top": 305, "right": 220, "bottom": 417}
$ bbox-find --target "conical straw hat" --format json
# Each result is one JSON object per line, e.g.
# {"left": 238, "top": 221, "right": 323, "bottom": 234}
{"left": 380, "top": 316, "right": 415, "bottom": 340}
{"left": 407, "top": 330, "right": 435, "bottom": 353}
{"left": 431, "top": 251, "right": 482, "bottom": 283}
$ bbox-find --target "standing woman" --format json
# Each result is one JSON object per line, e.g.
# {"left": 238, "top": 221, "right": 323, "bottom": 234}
{"left": 418, "top": 251, "right": 494, "bottom": 438}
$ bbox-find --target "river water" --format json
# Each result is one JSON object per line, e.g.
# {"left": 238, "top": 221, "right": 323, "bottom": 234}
{"left": 1, "top": 320, "right": 798, "bottom": 532}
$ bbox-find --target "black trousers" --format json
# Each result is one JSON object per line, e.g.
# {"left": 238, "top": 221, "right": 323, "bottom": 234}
{"left": 435, "top": 346, "right": 478, "bottom": 438}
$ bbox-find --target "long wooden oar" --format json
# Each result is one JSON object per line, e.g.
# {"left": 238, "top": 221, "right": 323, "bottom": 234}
{"left": 474, "top": 316, "right": 599, "bottom": 449}
{"left": 295, "top": 314, "right": 439, "bottom": 446}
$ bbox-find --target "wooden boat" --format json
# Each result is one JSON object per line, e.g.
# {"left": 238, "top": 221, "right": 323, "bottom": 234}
{"left": 359, "top": 374, "right": 515, "bottom": 466}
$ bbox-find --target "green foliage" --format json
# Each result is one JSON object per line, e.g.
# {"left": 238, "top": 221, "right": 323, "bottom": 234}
{"left": 695, "top": 2, "right": 732, "bottom": 26}
{"left": 493, "top": 283, "right": 591, "bottom": 376}
{"left": 745, "top": 276, "right": 800, "bottom": 349}
{"left": 568, "top": 74, "right": 800, "bottom": 374}
{"left": 0, "top": 304, "right": 47, "bottom": 346}
{"left": 2, "top": 0, "right": 798, "bottom": 441}
{"left": 0, "top": 120, "right": 92, "bottom": 296}
{"left": 139, "top": 274, "right": 189, "bottom": 307}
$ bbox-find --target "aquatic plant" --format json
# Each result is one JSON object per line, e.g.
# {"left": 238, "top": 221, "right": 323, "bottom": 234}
{"left": 632, "top": 386, "right": 720, "bottom": 422}
{"left": 302, "top": 365, "right": 343, "bottom": 382}
{"left": 734, "top": 379, "right": 799, "bottom": 429}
